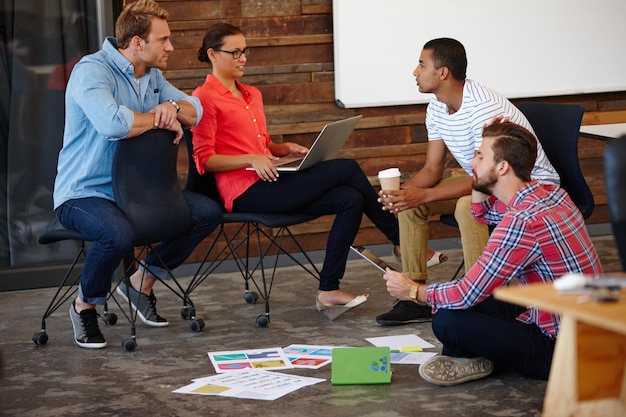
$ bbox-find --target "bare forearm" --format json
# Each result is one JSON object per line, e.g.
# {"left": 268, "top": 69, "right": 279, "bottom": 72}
{"left": 127, "top": 112, "right": 156, "bottom": 138}
{"left": 406, "top": 175, "right": 473, "bottom": 203}
{"left": 404, "top": 165, "right": 444, "bottom": 189}
{"left": 205, "top": 154, "right": 258, "bottom": 172}
{"left": 437, "top": 177, "right": 473, "bottom": 200}
{"left": 267, "top": 142, "right": 290, "bottom": 157}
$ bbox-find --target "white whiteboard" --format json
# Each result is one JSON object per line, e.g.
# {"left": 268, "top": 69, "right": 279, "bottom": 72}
{"left": 333, "top": 0, "right": 626, "bottom": 108}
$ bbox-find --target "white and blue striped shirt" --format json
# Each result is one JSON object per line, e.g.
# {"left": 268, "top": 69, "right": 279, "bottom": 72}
{"left": 426, "top": 79, "right": 559, "bottom": 185}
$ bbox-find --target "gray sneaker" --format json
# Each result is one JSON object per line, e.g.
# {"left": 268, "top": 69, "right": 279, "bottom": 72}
{"left": 69, "top": 302, "right": 107, "bottom": 349}
{"left": 116, "top": 280, "right": 169, "bottom": 327}
{"left": 419, "top": 355, "right": 493, "bottom": 386}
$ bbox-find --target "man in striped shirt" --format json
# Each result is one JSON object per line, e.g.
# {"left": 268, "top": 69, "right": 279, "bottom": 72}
{"left": 377, "top": 38, "right": 559, "bottom": 326}
{"left": 383, "top": 121, "right": 602, "bottom": 386}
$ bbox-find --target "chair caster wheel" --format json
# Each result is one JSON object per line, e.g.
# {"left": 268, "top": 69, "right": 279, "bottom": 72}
{"left": 103, "top": 312, "right": 117, "bottom": 325}
{"left": 190, "top": 319, "right": 205, "bottom": 332}
{"left": 244, "top": 291, "right": 258, "bottom": 304}
{"left": 122, "top": 338, "right": 137, "bottom": 351}
{"left": 32, "top": 332, "right": 48, "bottom": 346}
{"left": 256, "top": 315, "right": 269, "bottom": 328}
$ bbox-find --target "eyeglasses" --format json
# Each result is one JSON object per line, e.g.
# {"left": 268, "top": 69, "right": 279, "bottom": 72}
{"left": 214, "top": 47, "right": 251, "bottom": 59}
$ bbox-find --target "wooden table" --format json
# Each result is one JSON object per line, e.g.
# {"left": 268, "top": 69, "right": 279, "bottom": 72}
{"left": 494, "top": 283, "right": 626, "bottom": 417}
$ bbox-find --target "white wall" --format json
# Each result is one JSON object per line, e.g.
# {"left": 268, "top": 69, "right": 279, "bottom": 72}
{"left": 333, "top": 0, "right": 626, "bottom": 108}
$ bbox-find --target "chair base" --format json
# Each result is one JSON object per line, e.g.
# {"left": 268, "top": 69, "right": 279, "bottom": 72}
{"left": 183, "top": 220, "right": 320, "bottom": 327}
{"left": 34, "top": 230, "right": 169, "bottom": 350}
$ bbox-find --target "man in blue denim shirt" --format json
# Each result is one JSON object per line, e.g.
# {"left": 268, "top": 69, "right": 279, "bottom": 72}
{"left": 53, "top": 0, "right": 222, "bottom": 349}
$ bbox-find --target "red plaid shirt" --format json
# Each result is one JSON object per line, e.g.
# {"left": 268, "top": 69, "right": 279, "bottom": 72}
{"left": 426, "top": 181, "right": 603, "bottom": 338}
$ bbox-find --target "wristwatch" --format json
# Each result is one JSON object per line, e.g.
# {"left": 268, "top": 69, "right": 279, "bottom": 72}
{"left": 409, "top": 284, "right": 419, "bottom": 301}
{"left": 167, "top": 99, "right": 180, "bottom": 113}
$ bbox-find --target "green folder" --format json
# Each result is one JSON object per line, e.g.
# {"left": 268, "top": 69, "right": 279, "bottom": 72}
{"left": 331, "top": 347, "right": 392, "bottom": 385}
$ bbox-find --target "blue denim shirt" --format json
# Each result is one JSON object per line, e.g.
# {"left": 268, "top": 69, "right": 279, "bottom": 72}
{"left": 53, "top": 37, "right": 202, "bottom": 209}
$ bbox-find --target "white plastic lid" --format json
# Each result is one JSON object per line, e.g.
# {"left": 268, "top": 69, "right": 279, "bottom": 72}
{"left": 378, "top": 167, "right": 401, "bottom": 178}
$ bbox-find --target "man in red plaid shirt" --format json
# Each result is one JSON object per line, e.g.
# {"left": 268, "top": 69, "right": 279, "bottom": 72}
{"left": 383, "top": 121, "right": 603, "bottom": 386}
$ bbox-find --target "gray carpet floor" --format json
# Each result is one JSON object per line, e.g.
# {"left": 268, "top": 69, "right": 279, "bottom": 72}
{"left": 0, "top": 234, "right": 622, "bottom": 417}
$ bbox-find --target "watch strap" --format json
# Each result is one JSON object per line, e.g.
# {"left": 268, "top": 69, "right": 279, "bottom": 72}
{"left": 167, "top": 99, "right": 180, "bottom": 113}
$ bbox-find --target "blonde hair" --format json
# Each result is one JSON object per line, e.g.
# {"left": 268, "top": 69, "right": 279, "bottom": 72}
{"left": 115, "top": 0, "right": 169, "bottom": 49}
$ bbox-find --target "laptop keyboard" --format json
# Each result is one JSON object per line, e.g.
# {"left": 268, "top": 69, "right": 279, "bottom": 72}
{"left": 273, "top": 157, "right": 303, "bottom": 168}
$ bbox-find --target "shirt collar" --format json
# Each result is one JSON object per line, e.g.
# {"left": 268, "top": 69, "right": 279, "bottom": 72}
{"left": 510, "top": 180, "right": 540, "bottom": 206}
{"left": 102, "top": 37, "right": 151, "bottom": 80}
{"left": 206, "top": 74, "right": 252, "bottom": 102}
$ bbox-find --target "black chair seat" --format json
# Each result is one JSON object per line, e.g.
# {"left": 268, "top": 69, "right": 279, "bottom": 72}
{"left": 224, "top": 212, "right": 318, "bottom": 228}
{"left": 38, "top": 229, "right": 89, "bottom": 245}
{"left": 439, "top": 214, "right": 458, "bottom": 228}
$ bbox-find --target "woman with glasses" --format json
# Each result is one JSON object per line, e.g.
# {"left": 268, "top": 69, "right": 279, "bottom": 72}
{"left": 191, "top": 23, "right": 399, "bottom": 313}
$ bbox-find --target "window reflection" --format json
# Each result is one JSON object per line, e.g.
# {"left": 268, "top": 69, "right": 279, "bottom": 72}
{"left": 1, "top": 1, "right": 102, "bottom": 268}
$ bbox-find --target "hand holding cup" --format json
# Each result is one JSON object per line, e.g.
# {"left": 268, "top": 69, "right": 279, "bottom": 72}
{"left": 378, "top": 167, "right": 401, "bottom": 191}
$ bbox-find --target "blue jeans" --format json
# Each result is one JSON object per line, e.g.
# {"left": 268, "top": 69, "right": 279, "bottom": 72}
{"left": 431, "top": 295, "right": 555, "bottom": 380}
{"left": 233, "top": 158, "right": 399, "bottom": 291}
{"left": 56, "top": 191, "right": 222, "bottom": 305}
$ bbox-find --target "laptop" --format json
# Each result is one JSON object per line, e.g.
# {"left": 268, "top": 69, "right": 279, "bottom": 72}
{"left": 247, "top": 115, "right": 362, "bottom": 172}
{"left": 331, "top": 346, "right": 392, "bottom": 385}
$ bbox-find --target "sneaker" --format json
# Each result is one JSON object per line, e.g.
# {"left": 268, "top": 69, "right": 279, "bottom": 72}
{"left": 419, "top": 355, "right": 494, "bottom": 386}
{"left": 376, "top": 300, "right": 432, "bottom": 326}
{"left": 116, "top": 280, "right": 169, "bottom": 327}
{"left": 69, "top": 302, "right": 107, "bottom": 349}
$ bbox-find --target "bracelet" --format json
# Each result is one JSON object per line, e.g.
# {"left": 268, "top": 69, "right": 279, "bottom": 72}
{"left": 409, "top": 283, "right": 419, "bottom": 301}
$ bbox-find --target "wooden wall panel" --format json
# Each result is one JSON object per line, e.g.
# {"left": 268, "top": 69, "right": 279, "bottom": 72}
{"left": 150, "top": 0, "right": 626, "bottom": 263}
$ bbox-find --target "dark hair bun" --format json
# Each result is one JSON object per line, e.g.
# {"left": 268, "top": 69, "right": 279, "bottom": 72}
{"left": 197, "top": 47, "right": 209, "bottom": 63}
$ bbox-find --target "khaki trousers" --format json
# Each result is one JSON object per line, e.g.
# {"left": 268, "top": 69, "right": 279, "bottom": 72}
{"left": 398, "top": 175, "right": 489, "bottom": 282}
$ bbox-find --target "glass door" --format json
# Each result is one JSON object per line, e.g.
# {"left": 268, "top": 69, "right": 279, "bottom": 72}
{"left": 0, "top": 0, "right": 122, "bottom": 289}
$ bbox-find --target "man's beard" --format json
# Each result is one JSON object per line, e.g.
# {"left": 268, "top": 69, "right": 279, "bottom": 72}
{"left": 472, "top": 169, "right": 497, "bottom": 195}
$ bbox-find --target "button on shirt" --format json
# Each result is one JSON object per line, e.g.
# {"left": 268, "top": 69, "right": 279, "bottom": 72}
{"left": 53, "top": 37, "right": 202, "bottom": 209}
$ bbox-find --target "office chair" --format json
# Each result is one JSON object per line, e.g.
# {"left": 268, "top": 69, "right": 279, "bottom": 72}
{"left": 604, "top": 138, "right": 626, "bottom": 271}
{"left": 440, "top": 102, "right": 591, "bottom": 280}
{"left": 182, "top": 130, "right": 320, "bottom": 327}
{"left": 33, "top": 129, "right": 191, "bottom": 350}
{"left": 34, "top": 129, "right": 203, "bottom": 351}
{"left": 112, "top": 128, "right": 209, "bottom": 349}
{"left": 518, "top": 102, "right": 593, "bottom": 219}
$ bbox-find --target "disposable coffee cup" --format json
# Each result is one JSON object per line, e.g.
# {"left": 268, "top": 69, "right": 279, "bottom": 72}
{"left": 378, "top": 168, "right": 401, "bottom": 190}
